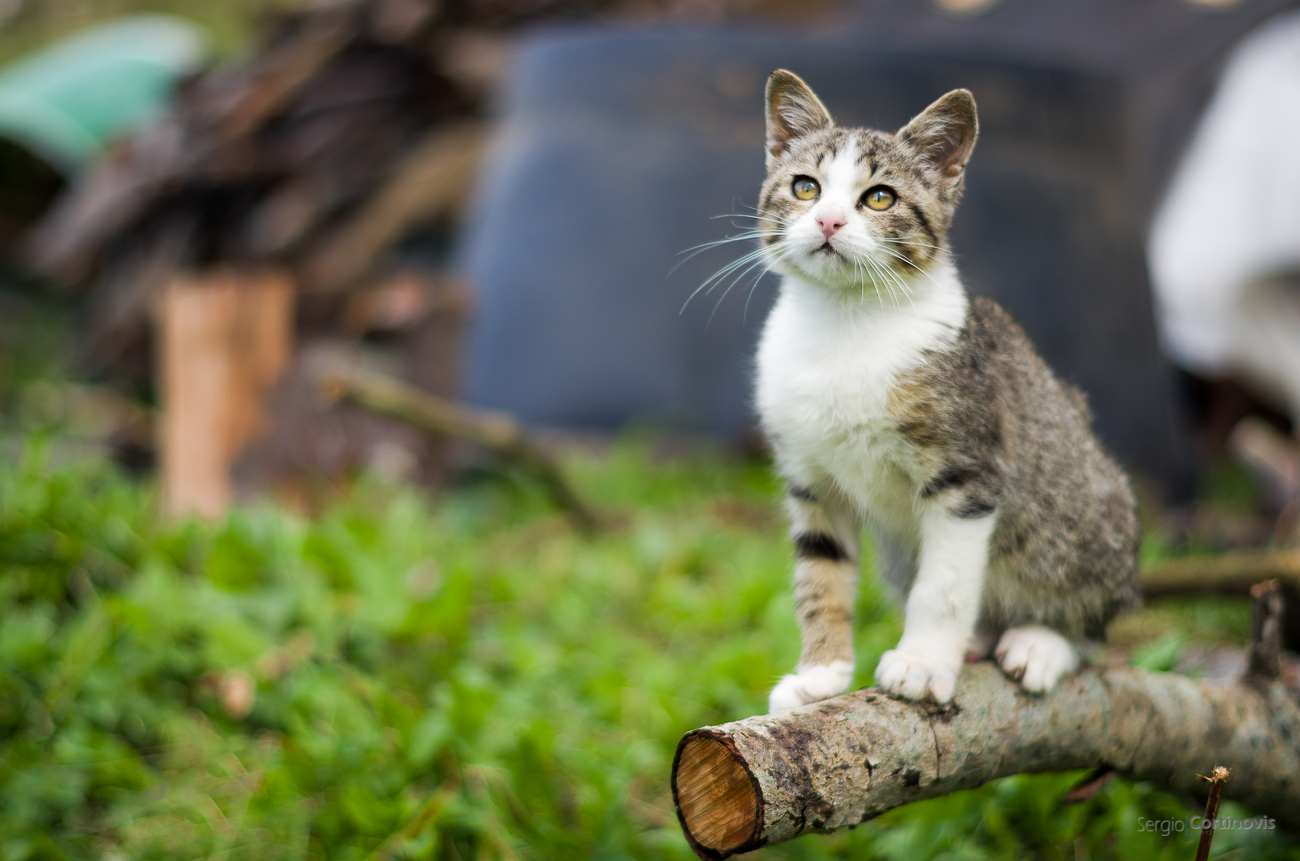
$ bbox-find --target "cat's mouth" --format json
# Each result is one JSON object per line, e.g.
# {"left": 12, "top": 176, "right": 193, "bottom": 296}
{"left": 815, "top": 242, "right": 844, "bottom": 258}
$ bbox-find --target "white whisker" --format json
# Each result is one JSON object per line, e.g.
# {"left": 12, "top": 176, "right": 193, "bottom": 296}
{"left": 876, "top": 237, "right": 946, "bottom": 252}
{"left": 671, "top": 231, "right": 780, "bottom": 275}
{"left": 682, "top": 243, "right": 781, "bottom": 314}
{"left": 710, "top": 246, "right": 787, "bottom": 326}
{"left": 873, "top": 246, "right": 942, "bottom": 300}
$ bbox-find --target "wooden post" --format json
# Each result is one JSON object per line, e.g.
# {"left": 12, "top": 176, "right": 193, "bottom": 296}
{"left": 159, "top": 268, "right": 293, "bottom": 519}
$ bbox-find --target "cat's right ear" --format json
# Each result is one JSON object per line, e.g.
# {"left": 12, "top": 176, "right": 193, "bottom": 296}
{"left": 766, "top": 70, "right": 833, "bottom": 165}
{"left": 897, "top": 89, "right": 979, "bottom": 183}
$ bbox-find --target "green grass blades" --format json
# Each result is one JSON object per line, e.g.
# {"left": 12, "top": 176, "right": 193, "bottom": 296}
{"left": 0, "top": 440, "right": 1296, "bottom": 860}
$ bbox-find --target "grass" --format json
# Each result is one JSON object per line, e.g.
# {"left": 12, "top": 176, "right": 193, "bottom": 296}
{"left": 0, "top": 265, "right": 1293, "bottom": 859}
{"left": 1, "top": 434, "right": 1298, "bottom": 860}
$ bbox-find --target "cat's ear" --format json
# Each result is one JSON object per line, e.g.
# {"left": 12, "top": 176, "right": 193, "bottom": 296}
{"left": 898, "top": 89, "right": 979, "bottom": 181}
{"left": 766, "top": 70, "right": 833, "bottom": 164}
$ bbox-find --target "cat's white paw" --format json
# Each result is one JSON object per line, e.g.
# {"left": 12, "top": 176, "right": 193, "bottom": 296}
{"left": 995, "top": 626, "right": 1078, "bottom": 693}
{"left": 874, "top": 649, "right": 960, "bottom": 704}
{"left": 768, "top": 661, "right": 854, "bottom": 713}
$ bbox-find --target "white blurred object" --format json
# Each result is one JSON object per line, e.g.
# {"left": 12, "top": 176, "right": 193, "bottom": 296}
{"left": 1149, "top": 10, "right": 1300, "bottom": 424}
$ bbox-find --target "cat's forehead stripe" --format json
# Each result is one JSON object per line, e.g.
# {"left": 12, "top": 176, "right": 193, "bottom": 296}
{"left": 825, "top": 134, "right": 860, "bottom": 194}
{"left": 855, "top": 132, "right": 888, "bottom": 168}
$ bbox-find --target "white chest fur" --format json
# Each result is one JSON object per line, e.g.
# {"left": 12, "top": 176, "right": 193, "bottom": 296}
{"left": 755, "top": 267, "right": 968, "bottom": 534}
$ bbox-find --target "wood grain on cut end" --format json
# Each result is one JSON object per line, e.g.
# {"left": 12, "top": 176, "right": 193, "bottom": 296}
{"left": 673, "top": 734, "right": 760, "bottom": 857}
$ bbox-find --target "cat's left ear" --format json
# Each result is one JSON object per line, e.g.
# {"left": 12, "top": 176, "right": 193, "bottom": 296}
{"left": 766, "top": 70, "right": 833, "bottom": 165}
{"left": 898, "top": 89, "right": 979, "bottom": 182}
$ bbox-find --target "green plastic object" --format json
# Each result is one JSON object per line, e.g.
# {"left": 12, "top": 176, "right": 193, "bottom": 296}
{"left": 0, "top": 14, "right": 206, "bottom": 174}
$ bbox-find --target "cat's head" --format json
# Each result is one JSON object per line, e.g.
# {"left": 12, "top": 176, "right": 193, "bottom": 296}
{"left": 758, "top": 70, "right": 978, "bottom": 294}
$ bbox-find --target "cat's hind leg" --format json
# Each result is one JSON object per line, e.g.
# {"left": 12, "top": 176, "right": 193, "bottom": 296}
{"left": 769, "top": 486, "right": 860, "bottom": 713}
{"left": 965, "top": 626, "right": 999, "bottom": 663}
{"left": 994, "top": 625, "right": 1079, "bottom": 692}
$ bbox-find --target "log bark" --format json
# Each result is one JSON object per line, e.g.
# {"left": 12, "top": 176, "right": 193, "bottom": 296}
{"left": 671, "top": 662, "right": 1300, "bottom": 859}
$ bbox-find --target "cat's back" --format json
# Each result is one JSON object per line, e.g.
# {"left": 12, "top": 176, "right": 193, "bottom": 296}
{"left": 891, "top": 296, "right": 1107, "bottom": 465}
{"left": 897, "top": 295, "right": 1142, "bottom": 634}
{"left": 964, "top": 296, "right": 1129, "bottom": 500}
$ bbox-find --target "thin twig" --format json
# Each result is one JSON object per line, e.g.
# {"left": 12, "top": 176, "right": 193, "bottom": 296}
{"left": 1061, "top": 767, "right": 1116, "bottom": 804}
{"left": 321, "top": 366, "right": 601, "bottom": 532}
{"left": 1142, "top": 551, "right": 1300, "bottom": 598}
{"left": 1194, "top": 766, "right": 1230, "bottom": 861}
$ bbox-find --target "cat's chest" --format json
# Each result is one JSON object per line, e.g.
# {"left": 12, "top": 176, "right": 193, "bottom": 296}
{"left": 755, "top": 286, "right": 962, "bottom": 478}
{"left": 757, "top": 329, "right": 903, "bottom": 443}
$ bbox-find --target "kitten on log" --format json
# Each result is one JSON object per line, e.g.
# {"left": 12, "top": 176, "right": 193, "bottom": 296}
{"left": 752, "top": 70, "right": 1140, "bottom": 711}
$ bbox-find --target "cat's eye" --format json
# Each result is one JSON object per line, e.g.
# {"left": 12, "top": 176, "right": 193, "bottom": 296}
{"left": 862, "top": 185, "right": 896, "bottom": 211}
{"left": 791, "top": 176, "right": 820, "bottom": 200}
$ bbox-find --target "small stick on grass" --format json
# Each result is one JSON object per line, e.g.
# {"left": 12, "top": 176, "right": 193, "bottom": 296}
{"left": 1194, "top": 766, "right": 1230, "bottom": 861}
{"left": 1061, "top": 767, "right": 1116, "bottom": 804}
{"left": 322, "top": 366, "right": 602, "bottom": 532}
{"left": 1247, "top": 579, "right": 1284, "bottom": 680}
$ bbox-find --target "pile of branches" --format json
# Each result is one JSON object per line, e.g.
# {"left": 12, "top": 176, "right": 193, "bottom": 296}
{"left": 33, "top": 0, "right": 492, "bottom": 374}
{"left": 30, "top": 0, "right": 839, "bottom": 376}
{"left": 23, "top": 0, "right": 839, "bottom": 490}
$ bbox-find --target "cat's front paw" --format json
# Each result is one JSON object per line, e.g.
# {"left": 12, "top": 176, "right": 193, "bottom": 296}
{"left": 768, "top": 661, "right": 854, "bottom": 713}
{"left": 874, "top": 649, "right": 960, "bottom": 704}
{"left": 995, "top": 626, "right": 1078, "bottom": 693}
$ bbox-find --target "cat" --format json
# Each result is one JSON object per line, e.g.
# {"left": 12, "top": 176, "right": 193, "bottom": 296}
{"left": 750, "top": 70, "right": 1141, "bottom": 711}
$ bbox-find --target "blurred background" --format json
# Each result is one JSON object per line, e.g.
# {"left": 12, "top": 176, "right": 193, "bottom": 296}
{"left": 5, "top": 0, "right": 1300, "bottom": 513}
{"left": 3, "top": 0, "right": 1300, "bottom": 858}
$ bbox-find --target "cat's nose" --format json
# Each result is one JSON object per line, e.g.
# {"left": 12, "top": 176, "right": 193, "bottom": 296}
{"left": 816, "top": 209, "right": 847, "bottom": 240}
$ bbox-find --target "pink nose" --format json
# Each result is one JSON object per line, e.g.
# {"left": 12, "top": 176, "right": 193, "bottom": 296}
{"left": 816, "top": 210, "right": 847, "bottom": 241}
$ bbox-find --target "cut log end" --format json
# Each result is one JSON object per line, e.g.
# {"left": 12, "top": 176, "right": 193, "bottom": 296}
{"left": 673, "top": 733, "right": 761, "bottom": 858}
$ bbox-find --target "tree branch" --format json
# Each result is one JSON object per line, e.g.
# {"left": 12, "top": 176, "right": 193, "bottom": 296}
{"left": 671, "top": 662, "right": 1300, "bottom": 859}
{"left": 321, "top": 366, "right": 601, "bottom": 532}
{"left": 1142, "top": 550, "right": 1300, "bottom": 597}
